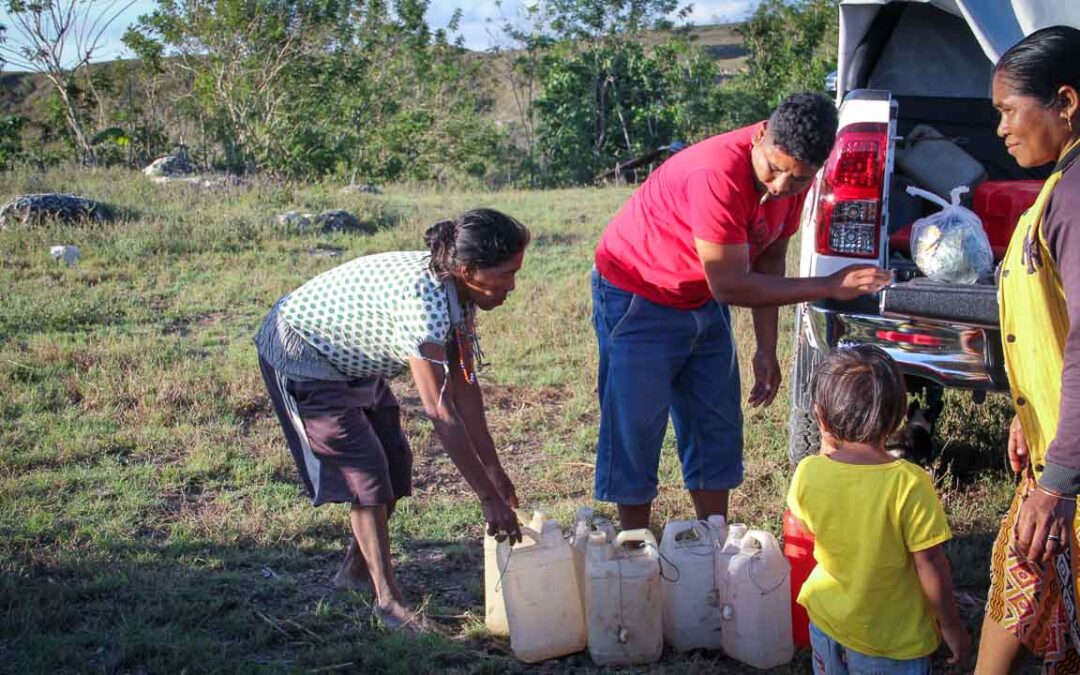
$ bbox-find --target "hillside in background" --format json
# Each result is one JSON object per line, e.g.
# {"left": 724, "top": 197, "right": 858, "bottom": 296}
{"left": 0, "top": 23, "right": 747, "bottom": 136}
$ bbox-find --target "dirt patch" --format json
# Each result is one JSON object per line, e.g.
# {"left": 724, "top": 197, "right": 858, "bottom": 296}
{"left": 159, "top": 487, "right": 220, "bottom": 521}
{"left": 163, "top": 311, "right": 231, "bottom": 337}
{"left": 393, "top": 381, "right": 570, "bottom": 499}
{"left": 394, "top": 539, "right": 484, "bottom": 615}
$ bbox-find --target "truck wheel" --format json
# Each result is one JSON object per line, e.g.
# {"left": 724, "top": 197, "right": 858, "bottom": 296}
{"left": 788, "top": 308, "right": 822, "bottom": 466}
{"left": 789, "top": 406, "right": 820, "bottom": 466}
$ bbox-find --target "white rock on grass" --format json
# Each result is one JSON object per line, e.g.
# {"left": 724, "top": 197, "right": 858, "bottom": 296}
{"left": 277, "top": 211, "right": 315, "bottom": 231}
{"left": 143, "top": 154, "right": 195, "bottom": 178}
{"left": 49, "top": 245, "right": 80, "bottom": 266}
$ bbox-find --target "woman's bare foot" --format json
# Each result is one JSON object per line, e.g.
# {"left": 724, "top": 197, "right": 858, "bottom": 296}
{"left": 332, "top": 539, "right": 372, "bottom": 591}
{"left": 375, "top": 600, "right": 434, "bottom": 635}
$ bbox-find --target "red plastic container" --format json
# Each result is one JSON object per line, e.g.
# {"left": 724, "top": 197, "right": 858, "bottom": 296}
{"left": 889, "top": 179, "right": 1043, "bottom": 260}
{"left": 971, "top": 180, "right": 1043, "bottom": 258}
{"left": 783, "top": 508, "right": 815, "bottom": 648}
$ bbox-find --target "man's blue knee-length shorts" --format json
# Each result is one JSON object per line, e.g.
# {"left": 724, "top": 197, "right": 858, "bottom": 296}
{"left": 591, "top": 269, "right": 744, "bottom": 504}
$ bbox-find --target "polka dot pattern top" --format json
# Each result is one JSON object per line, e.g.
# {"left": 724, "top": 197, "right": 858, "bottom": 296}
{"left": 278, "top": 250, "right": 458, "bottom": 379}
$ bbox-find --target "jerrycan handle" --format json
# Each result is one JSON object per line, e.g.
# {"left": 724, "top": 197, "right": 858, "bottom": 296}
{"left": 518, "top": 526, "right": 543, "bottom": 547}
{"left": 742, "top": 530, "right": 788, "bottom": 594}
{"left": 615, "top": 528, "right": 658, "bottom": 548}
{"left": 669, "top": 520, "right": 716, "bottom": 548}
{"left": 741, "top": 530, "right": 781, "bottom": 557}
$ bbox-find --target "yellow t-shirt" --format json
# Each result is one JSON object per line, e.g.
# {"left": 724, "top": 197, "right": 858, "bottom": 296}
{"left": 786, "top": 455, "right": 952, "bottom": 659}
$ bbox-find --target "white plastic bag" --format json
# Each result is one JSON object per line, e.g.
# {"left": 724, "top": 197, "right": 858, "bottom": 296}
{"left": 907, "top": 185, "right": 993, "bottom": 284}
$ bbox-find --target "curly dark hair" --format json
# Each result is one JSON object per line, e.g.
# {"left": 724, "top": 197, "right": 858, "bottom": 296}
{"left": 768, "top": 92, "right": 839, "bottom": 166}
{"left": 423, "top": 208, "right": 530, "bottom": 279}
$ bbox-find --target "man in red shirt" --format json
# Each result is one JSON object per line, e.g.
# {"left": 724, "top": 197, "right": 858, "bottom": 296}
{"left": 592, "top": 93, "right": 891, "bottom": 529}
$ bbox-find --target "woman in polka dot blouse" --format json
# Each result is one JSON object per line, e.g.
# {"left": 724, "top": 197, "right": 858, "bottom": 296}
{"left": 255, "top": 209, "right": 529, "bottom": 631}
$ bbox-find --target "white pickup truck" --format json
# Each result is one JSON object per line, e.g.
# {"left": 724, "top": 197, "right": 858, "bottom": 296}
{"left": 789, "top": 0, "right": 1080, "bottom": 463}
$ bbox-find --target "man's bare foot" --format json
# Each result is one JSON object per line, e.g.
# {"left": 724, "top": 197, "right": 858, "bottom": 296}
{"left": 332, "top": 539, "right": 372, "bottom": 591}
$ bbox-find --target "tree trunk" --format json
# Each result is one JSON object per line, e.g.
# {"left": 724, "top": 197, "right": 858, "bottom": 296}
{"left": 48, "top": 74, "right": 96, "bottom": 165}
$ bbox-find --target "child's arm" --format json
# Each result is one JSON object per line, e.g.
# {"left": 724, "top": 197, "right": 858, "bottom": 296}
{"left": 912, "top": 544, "right": 970, "bottom": 666}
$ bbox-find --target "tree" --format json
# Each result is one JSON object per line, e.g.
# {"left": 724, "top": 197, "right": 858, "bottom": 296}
{"left": 124, "top": 0, "right": 503, "bottom": 182}
{"left": 723, "top": 0, "right": 839, "bottom": 125}
{"left": 125, "top": 0, "right": 356, "bottom": 173}
{"left": 496, "top": 0, "right": 723, "bottom": 186}
{"left": 1, "top": 0, "right": 139, "bottom": 164}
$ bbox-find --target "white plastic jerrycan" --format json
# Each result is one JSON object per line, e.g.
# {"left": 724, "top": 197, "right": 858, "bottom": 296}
{"left": 585, "top": 529, "right": 663, "bottom": 666}
{"left": 570, "top": 506, "right": 616, "bottom": 614}
{"left": 495, "top": 510, "right": 588, "bottom": 663}
{"left": 483, "top": 531, "right": 509, "bottom": 636}
{"left": 660, "top": 516, "right": 728, "bottom": 651}
{"left": 718, "top": 528, "right": 794, "bottom": 669}
{"left": 484, "top": 508, "right": 533, "bottom": 636}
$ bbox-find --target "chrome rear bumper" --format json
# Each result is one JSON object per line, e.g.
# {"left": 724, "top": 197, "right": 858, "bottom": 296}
{"left": 803, "top": 303, "right": 1008, "bottom": 390}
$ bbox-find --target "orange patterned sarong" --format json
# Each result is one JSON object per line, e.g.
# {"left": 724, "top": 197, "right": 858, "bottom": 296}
{"left": 986, "top": 477, "right": 1080, "bottom": 672}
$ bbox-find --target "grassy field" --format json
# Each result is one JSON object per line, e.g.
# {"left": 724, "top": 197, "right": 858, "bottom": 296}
{"left": 0, "top": 168, "right": 1027, "bottom": 673}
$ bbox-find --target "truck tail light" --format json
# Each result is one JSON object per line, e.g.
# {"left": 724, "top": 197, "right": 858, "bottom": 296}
{"left": 815, "top": 122, "right": 888, "bottom": 258}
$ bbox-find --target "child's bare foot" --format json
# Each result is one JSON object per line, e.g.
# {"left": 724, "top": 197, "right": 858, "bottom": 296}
{"left": 332, "top": 539, "right": 372, "bottom": 591}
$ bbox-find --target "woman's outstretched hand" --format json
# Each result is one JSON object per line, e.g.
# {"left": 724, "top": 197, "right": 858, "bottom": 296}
{"left": 482, "top": 494, "right": 522, "bottom": 544}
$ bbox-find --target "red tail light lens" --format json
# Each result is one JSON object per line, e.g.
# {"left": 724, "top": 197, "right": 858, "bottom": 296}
{"left": 815, "top": 122, "right": 888, "bottom": 258}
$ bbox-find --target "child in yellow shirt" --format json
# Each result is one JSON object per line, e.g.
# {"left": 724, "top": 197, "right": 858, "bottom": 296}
{"left": 787, "top": 345, "right": 970, "bottom": 673}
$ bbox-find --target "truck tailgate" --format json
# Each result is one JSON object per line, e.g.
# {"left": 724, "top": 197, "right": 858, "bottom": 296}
{"left": 880, "top": 278, "right": 999, "bottom": 328}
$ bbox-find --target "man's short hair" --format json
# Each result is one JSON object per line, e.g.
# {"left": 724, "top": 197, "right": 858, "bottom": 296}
{"left": 810, "top": 345, "right": 907, "bottom": 445}
{"left": 768, "top": 92, "right": 839, "bottom": 167}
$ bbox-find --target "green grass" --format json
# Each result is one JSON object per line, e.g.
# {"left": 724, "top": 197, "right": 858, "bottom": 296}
{"left": 0, "top": 167, "right": 1027, "bottom": 673}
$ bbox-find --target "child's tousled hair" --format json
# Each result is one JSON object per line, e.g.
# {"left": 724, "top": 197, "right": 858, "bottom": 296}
{"left": 810, "top": 345, "right": 907, "bottom": 445}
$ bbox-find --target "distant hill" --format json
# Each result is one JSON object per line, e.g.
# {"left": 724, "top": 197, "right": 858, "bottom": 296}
{"left": 0, "top": 23, "right": 746, "bottom": 149}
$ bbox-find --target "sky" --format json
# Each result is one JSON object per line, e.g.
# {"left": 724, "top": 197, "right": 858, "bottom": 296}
{"left": 0, "top": 0, "right": 756, "bottom": 68}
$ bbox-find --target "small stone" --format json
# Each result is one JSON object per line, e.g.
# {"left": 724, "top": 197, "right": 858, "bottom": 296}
{"left": 277, "top": 211, "right": 314, "bottom": 231}
{"left": 49, "top": 244, "right": 80, "bottom": 266}
{"left": 341, "top": 183, "right": 382, "bottom": 195}
{"left": 143, "top": 154, "right": 195, "bottom": 178}
{"left": 315, "top": 209, "right": 374, "bottom": 234}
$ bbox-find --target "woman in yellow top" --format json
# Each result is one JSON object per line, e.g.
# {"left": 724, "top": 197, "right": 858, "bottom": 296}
{"left": 977, "top": 26, "right": 1080, "bottom": 673}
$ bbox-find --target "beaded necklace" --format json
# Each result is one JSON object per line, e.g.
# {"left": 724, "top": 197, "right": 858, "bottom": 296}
{"left": 454, "top": 302, "right": 485, "bottom": 384}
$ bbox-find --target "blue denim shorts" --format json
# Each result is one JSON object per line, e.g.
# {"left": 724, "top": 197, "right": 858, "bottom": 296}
{"left": 591, "top": 269, "right": 743, "bottom": 504}
{"left": 809, "top": 623, "right": 932, "bottom": 674}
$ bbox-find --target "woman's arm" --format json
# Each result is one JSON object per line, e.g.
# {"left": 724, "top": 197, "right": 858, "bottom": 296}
{"left": 446, "top": 336, "right": 518, "bottom": 507}
{"left": 409, "top": 343, "right": 520, "bottom": 541}
{"left": 912, "top": 545, "right": 970, "bottom": 665}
